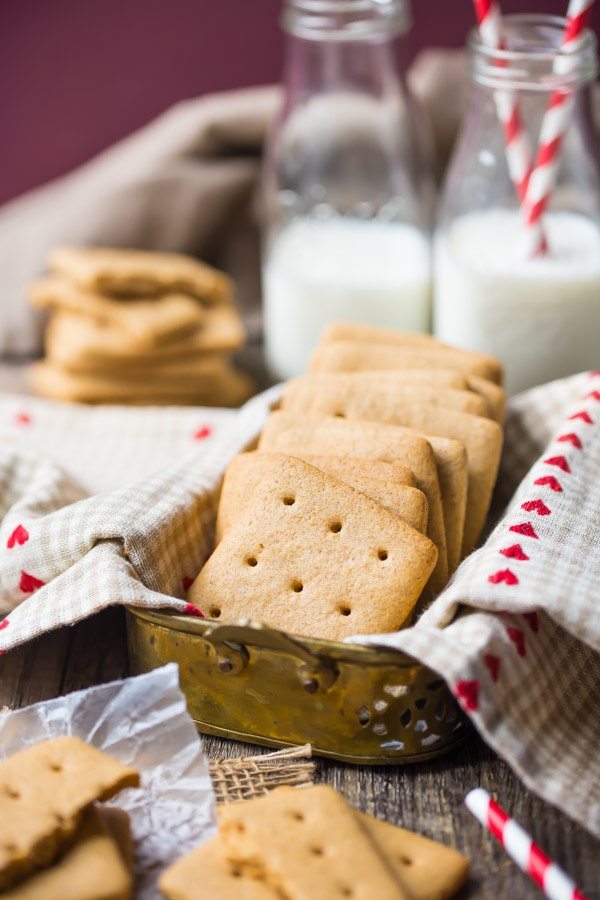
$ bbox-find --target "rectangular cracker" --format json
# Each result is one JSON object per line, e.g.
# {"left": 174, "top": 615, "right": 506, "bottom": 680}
{"left": 219, "top": 785, "right": 408, "bottom": 900}
{"left": 466, "top": 375, "right": 506, "bottom": 424}
{"left": 45, "top": 307, "right": 245, "bottom": 369}
{"left": 258, "top": 413, "right": 448, "bottom": 596}
{"left": 30, "top": 276, "right": 206, "bottom": 348}
{"left": 359, "top": 813, "right": 469, "bottom": 900}
{"left": 368, "top": 404, "right": 503, "bottom": 555}
{"left": 188, "top": 456, "right": 437, "bottom": 640}
{"left": 49, "top": 246, "right": 231, "bottom": 304}
{"left": 216, "top": 452, "right": 427, "bottom": 541}
{"left": 309, "top": 340, "right": 502, "bottom": 384}
{"left": 159, "top": 835, "right": 279, "bottom": 900}
{"left": 319, "top": 323, "right": 503, "bottom": 384}
{"left": 0, "top": 737, "right": 139, "bottom": 891}
{"left": 29, "top": 360, "right": 255, "bottom": 408}
{"left": 282, "top": 374, "right": 487, "bottom": 421}
{"left": 2, "top": 806, "right": 133, "bottom": 900}
{"left": 279, "top": 386, "right": 469, "bottom": 574}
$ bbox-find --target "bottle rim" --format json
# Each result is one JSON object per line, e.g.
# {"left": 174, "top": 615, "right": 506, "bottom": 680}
{"left": 281, "top": 0, "right": 411, "bottom": 42}
{"left": 468, "top": 13, "right": 598, "bottom": 91}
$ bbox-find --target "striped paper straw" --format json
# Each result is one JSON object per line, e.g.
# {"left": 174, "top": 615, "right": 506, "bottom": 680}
{"left": 521, "top": 0, "right": 596, "bottom": 257}
{"left": 465, "top": 788, "right": 589, "bottom": 900}
{"left": 473, "top": 0, "right": 534, "bottom": 202}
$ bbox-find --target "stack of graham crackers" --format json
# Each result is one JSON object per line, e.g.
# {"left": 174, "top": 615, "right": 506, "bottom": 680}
{"left": 29, "top": 246, "right": 254, "bottom": 406}
{"left": 186, "top": 322, "right": 505, "bottom": 639}
{"left": 159, "top": 785, "right": 469, "bottom": 899}
{"left": 0, "top": 737, "right": 139, "bottom": 899}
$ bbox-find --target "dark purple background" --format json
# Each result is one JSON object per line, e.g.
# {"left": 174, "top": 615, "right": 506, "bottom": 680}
{"left": 1, "top": 0, "right": 597, "bottom": 206}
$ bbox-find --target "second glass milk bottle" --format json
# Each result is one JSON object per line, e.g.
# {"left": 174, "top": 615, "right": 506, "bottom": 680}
{"left": 434, "top": 14, "right": 600, "bottom": 395}
{"left": 262, "top": 0, "right": 433, "bottom": 381}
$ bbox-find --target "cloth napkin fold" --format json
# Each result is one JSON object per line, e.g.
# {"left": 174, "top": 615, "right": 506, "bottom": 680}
{"left": 0, "top": 374, "right": 599, "bottom": 837}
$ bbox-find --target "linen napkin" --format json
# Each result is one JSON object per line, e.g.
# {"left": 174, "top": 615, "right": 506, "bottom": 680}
{"left": 0, "top": 374, "right": 599, "bottom": 838}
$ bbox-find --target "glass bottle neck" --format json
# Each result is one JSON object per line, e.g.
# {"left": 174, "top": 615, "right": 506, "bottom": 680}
{"left": 283, "top": 34, "right": 403, "bottom": 104}
{"left": 469, "top": 14, "right": 598, "bottom": 93}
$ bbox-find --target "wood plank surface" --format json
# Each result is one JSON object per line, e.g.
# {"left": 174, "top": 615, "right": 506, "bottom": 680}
{"left": 0, "top": 606, "right": 598, "bottom": 899}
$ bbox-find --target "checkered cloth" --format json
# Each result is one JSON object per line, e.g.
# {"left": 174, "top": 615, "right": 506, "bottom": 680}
{"left": 1, "top": 374, "right": 599, "bottom": 837}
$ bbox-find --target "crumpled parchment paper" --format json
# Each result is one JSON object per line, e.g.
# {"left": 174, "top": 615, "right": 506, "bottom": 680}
{"left": 0, "top": 664, "right": 217, "bottom": 898}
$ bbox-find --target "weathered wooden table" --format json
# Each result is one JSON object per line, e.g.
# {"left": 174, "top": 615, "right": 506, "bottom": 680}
{"left": 1, "top": 605, "right": 598, "bottom": 898}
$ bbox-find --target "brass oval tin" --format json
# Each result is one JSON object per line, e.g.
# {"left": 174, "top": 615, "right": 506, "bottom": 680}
{"left": 126, "top": 608, "right": 468, "bottom": 764}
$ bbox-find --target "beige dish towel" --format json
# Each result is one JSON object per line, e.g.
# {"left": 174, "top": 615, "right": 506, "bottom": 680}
{"left": 0, "top": 372, "right": 600, "bottom": 836}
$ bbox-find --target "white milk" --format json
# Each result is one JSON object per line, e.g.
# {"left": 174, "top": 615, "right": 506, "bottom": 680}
{"left": 434, "top": 209, "right": 600, "bottom": 395}
{"left": 263, "top": 218, "right": 432, "bottom": 380}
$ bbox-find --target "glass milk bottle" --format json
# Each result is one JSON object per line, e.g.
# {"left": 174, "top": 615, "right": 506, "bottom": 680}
{"left": 435, "top": 14, "right": 600, "bottom": 396}
{"left": 263, "top": 0, "right": 433, "bottom": 381}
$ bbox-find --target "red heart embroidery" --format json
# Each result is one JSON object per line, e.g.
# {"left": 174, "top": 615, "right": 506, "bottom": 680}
{"left": 483, "top": 654, "right": 501, "bottom": 682}
{"left": 557, "top": 432, "right": 582, "bottom": 449}
{"left": 183, "top": 603, "right": 205, "bottom": 618}
{"left": 19, "top": 571, "right": 45, "bottom": 593}
{"left": 523, "top": 611, "right": 539, "bottom": 633}
{"left": 0, "top": 619, "right": 9, "bottom": 631}
{"left": 193, "top": 425, "right": 212, "bottom": 441}
{"left": 7, "top": 525, "right": 29, "bottom": 549}
{"left": 521, "top": 499, "right": 551, "bottom": 516}
{"left": 544, "top": 455, "right": 570, "bottom": 473}
{"left": 488, "top": 568, "right": 519, "bottom": 586}
{"left": 506, "top": 626, "right": 526, "bottom": 657}
{"left": 14, "top": 412, "right": 32, "bottom": 425}
{"left": 533, "top": 475, "right": 563, "bottom": 492}
{"left": 569, "top": 411, "right": 593, "bottom": 424}
{"left": 584, "top": 390, "right": 600, "bottom": 401}
{"left": 455, "top": 680, "right": 479, "bottom": 711}
{"left": 509, "top": 522, "right": 539, "bottom": 539}
{"left": 500, "top": 543, "right": 529, "bottom": 561}
{"left": 589, "top": 371, "right": 600, "bottom": 378}
{"left": 182, "top": 576, "right": 194, "bottom": 593}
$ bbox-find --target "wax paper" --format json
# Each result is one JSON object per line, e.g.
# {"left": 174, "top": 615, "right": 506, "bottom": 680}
{"left": 0, "top": 664, "right": 217, "bottom": 898}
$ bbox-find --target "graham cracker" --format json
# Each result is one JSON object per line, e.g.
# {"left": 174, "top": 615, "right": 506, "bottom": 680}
{"left": 216, "top": 452, "right": 427, "bottom": 541}
{"left": 219, "top": 785, "right": 408, "bottom": 900}
{"left": 29, "top": 360, "right": 255, "bottom": 408}
{"left": 282, "top": 374, "right": 487, "bottom": 421}
{"left": 2, "top": 806, "right": 133, "bottom": 900}
{"left": 159, "top": 835, "right": 278, "bottom": 900}
{"left": 258, "top": 413, "right": 448, "bottom": 596}
{"left": 30, "top": 276, "right": 206, "bottom": 348}
{"left": 0, "top": 737, "right": 139, "bottom": 891}
{"left": 359, "top": 813, "right": 469, "bottom": 900}
{"left": 278, "top": 387, "right": 468, "bottom": 574}
{"left": 188, "top": 456, "right": 437, "bottom": 640}
{"left": 369, "top": 404, "right": 504, "bottom": 555}
{"left": 466, "top": 375, "right": 506, "bottom": 424}
{"left": 309, "top": 340, "right": 502, "bottom": 384}
{"left": 319, "top": 323, "right": 503, "bottom": 384}
{"left": 49, "top": 246, "right": 231, "bottom": 304}
{"left": 45, "top": 306, "right": 245, "bottom": 369}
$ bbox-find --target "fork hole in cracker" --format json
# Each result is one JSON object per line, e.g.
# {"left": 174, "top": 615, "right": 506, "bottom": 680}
{"left": 289, "top": 810, "right": 305, "bottom": 821}
{"left": 399, "top": 855, "right": 413, "bottom": 867}
{"left": 231, "top": 867, "right": 243, "bottom": 879}
{"left": 329, "top": 520, "right": 343, "bottom": 534}
{"left": 339, "top": 887, "right": 354, "bottom": 897}
{"left": 246, "top": 556, "right": 258, "bottom": 567}
{"left": 333, "top": 410, "right": 346, "bottom": 418}
{"left": 310, "top": 845, "right": 324, "bottom": 857}
{"left": 283, "top": 495, "right": 296, "bottom": 506}
{"left": 339, "top": 604, "right": 352, "bottom": 617}
{"left": 49, "top": 762, "right": 63, "bottom": 772}
{"left": 291, "top": 579, "right": 304, "bottom": 593}
{"left": 209, "top": 606, "right": 222, "bottom": 619}
{"left": 377, "top": 549, "right": 389, "bottom": 561}
{"left": 4, "top": 786, "right": 20, "bottom": 799}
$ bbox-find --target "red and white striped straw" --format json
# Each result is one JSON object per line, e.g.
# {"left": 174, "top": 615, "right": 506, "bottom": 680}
{"left": 465, "top": 788, "right": 589, "bottom": 900}
{"left": 521, "top": 0, "right": 596, "bottom": 257}
{"left": 473, "top": 0, "right": 534, "bottom": 202}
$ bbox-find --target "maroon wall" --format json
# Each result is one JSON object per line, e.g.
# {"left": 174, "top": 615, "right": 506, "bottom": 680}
{"left": 1, "top": 0, "right": 598, "bottom": 206}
